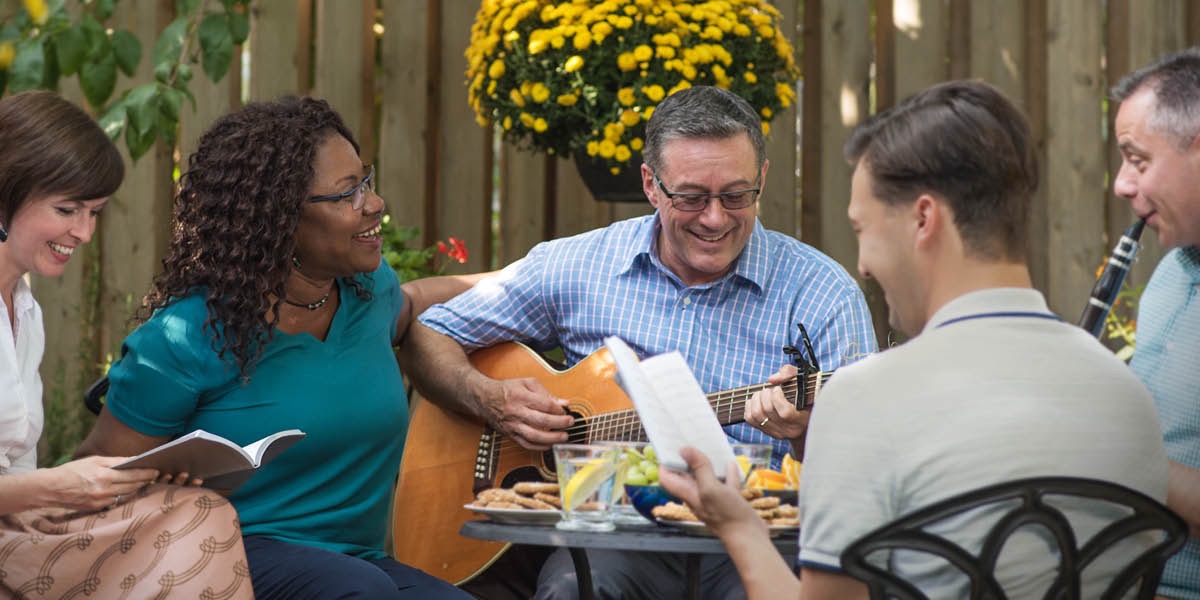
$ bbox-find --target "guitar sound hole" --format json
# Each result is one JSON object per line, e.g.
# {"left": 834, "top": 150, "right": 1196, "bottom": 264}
{"left": 538, "top": 410, "right": 589, "bottom": 477}
{"left": 500, "top": 466, "right": 546, "bottom": 488}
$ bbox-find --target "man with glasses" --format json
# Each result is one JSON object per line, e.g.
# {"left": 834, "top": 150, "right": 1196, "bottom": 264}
{"left": 403, "top": 85, "right": 877, "bottom": 600}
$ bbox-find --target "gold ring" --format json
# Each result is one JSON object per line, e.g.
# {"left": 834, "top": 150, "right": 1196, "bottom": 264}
{"left": 759, "top": 417, "right": 769, "bottom": 427}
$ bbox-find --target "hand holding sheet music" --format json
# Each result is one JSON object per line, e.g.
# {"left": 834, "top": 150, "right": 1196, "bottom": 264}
{"left": 604, "top": 336, "right": 736, "bottom": 478}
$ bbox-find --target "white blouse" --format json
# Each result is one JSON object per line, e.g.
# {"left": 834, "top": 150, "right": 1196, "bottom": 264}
{"left": 0, "top": 277, "right": 44, "bottom": 474}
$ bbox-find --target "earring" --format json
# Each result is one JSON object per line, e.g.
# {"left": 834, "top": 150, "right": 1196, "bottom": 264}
{"left": 291, "top": 255, "right": 301, "bottom": 268}
{"left": 0, "top": 223, "right": 7, "bottom": 243}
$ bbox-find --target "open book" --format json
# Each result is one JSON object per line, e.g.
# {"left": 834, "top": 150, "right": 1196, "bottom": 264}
{"left": 114, "top": 429, "right": 305, "bottom": 491}
{"left": 604, "top": 336, "right": 735, "bottom": 478}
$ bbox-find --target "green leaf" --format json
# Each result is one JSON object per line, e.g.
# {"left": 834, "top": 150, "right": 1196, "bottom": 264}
{"left": 79, "top": 52, "right": 117, "bottom": 108}
{"left": 110, "top": 30, "right": 141, "bottom": 77}
{"left": 228, "top": 12, "right": 250, "bottom": 45}
{"left": 54, "top": 26, "right": 87, "bottom": 76}
{"left": 175, "top": 80, "right": 196, "bottom": 110}
{"left": 8, "top": 38, "right": 46, "bottom": 93}
{"left": 160, "top": 85, "right": 183, "bottom": 121}
{"left": 80, "top": 14, "right": 107, "bottom": 61}
{"left": 95, "top": 0, "right": 116, "bottom": 20}
{"left": 97, "top": 101, "right": 127, "bottom": 140}
{"left": 175, "top": 0, "right": 201, "bottom": 15}
{"left": 152, "top": 17, "right": 187, "bottom": 69}
{"left": 198, "top": 14, "right": 233, "bottom": 82}
{"left": 156, "top": 110, "right": 177, "bottom": 146}
{"left": 125, "top": 120, "right": 155, "bottom": 161}
{"left": 124, "top": 83, "right": 159, "bottom": 137}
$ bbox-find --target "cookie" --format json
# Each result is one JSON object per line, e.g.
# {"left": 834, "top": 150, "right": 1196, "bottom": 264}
{"left": 534, "top": 492, "right": 562, "bottom": 508}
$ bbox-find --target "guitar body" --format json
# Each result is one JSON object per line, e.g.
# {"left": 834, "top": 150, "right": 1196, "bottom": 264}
{"left": 391, "top": 342, "right": 634, "bottom": 585}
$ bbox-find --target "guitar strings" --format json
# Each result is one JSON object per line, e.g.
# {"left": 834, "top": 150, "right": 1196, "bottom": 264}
{"left": 488, "top": 377, "right": 825, "bottom": 454}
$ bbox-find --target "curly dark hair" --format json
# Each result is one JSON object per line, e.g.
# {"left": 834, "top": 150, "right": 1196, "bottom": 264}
{"left": 141, "top": 96, "right": 370, "bottom": 378}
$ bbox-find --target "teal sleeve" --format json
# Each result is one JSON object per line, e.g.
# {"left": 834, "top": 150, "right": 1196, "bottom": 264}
{"left": 105, "top": 296, "right": 234, "bottom": 437}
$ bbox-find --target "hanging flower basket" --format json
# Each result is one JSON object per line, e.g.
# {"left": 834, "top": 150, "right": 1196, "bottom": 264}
{"left": 465, "top": 0, "right": 799, "bottom": 201}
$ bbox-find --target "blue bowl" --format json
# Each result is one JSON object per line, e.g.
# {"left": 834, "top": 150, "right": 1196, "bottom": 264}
{"left": 624, "top": 484, "right": 677, "bottom": 522}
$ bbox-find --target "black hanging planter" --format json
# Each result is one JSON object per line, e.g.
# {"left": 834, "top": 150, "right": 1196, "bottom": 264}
{"left": 572, "top": 153, "right": 647, "bottom": 203}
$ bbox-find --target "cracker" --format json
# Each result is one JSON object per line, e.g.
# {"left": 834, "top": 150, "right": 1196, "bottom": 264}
{"left": 512, "top": 494, "right": 557, "bottom": 510}
{"left": 514, "top": 482, "right": 560, "bottom": 496}
{"left": 740, "top": 488, "right": 764, "bottom": 500}
{"left": 770, "top": 517, "right": 799, "bottom": 527}
{"left": 749, "top": 496, "right": 781, "bottom": 510}
{"left": 652, "top": 502, "right": 698, "bottom": 522}
{"left": 534, "top": 492, "right": 562, "bottom": 508}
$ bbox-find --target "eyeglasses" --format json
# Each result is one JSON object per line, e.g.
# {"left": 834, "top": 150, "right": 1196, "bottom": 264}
{"left": 653, "top": 171, "right": 761, "bottom": 212}
{"left": 309, "top": 165, "right": 375, "bottom": 211}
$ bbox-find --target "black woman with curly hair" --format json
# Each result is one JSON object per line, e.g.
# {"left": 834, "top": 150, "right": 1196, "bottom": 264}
{"left": 78, "top": 97, "right": 482, "bottom": 599}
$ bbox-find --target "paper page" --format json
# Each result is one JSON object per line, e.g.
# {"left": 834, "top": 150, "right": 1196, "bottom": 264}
{"left": 243, "top": 429, "right": 306, "bottom": 467}
{"left": 638, "top": 351, "right": 735, "bottom": 477}
{"left": 604, "top": 337, "right": 735, "bottom": 477}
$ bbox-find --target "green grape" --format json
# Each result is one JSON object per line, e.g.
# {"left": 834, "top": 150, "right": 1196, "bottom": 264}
{"left": 624, "top": 464, "right": 649, "bottom": 486}
{"left": 643, "top": 445, "right": 657, "bottom": 462}
{"left": 642, "top": 462, "right": 659, "bottom": 484}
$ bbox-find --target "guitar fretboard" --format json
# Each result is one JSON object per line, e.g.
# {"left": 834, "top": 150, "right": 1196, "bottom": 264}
{"left": 581, "top": 373, "right": 830, "bottom": 442}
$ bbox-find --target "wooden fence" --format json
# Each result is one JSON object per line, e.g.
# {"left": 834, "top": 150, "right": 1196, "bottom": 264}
{"left": 28, "top": 0, "right": 1200, "bottom": 462}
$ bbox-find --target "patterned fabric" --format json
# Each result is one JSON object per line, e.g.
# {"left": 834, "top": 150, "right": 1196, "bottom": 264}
{"left": 0, "top": 484, "right": 253, "bottom": 599}
{"left": 1131, "top": 246, "right": 1200, "bottom": 600}
{"left": 420, "top": 214, "right": 877, "bottom": 468}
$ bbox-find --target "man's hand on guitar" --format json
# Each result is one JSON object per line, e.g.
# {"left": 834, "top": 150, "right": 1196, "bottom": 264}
{"left": 745, "top": 364, "right": 811, "bottom": 442}
{"left": 481, "top": 378, "right": 574, "bottom": 450}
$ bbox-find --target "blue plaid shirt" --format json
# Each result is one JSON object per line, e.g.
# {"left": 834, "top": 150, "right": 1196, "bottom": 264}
{"left": 419, "top": 214, "right": 877, "bottom": 467}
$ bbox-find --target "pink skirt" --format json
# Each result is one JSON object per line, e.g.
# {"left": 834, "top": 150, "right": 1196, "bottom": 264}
{"left": 0, "top": 484, "right": 253, "bottom": 599}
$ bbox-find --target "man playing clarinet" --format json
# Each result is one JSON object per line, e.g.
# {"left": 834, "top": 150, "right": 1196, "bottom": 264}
{"left": 1112, "top": 47, "right": 1200, "bottom": 600}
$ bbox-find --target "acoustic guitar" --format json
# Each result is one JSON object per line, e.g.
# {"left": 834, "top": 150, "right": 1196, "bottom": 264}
{"left": 390, "top": 341, "right": 830, "bottom": 585}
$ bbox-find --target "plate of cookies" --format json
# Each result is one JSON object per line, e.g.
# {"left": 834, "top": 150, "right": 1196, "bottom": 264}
{"left": 650, "top": 488, "right": 799, "bottom": 538}
{"left": 465, "top": 481, "right": 563, "bottom": 525}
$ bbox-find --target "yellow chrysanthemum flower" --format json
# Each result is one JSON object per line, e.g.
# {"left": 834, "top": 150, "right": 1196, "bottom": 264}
{"left": 465, "top": 0, "right": 795, "bottom": 164}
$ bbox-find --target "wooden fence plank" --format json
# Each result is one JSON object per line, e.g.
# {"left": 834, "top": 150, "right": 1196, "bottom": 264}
{"left": 816, "top": 0, "right": 873, "bottom": 302}
{"left": 1044, "top": 0, "right": 1106, "bottom": 316}
{"left": 437, "top": 1, "right": 489, "bottom": 273}
{"left": 1024, "top": 0, "right": 1049, "bottom": 294}
{"left": 378, "top": 0, "right": 429, "bottom": 244}
{"left": 99, "top": 0, "right": 174, "bottom": 355}
{"left": 179, "top": 57, "right": 242, "bottom": 169}
{"left": 969, "top": 0, "right": 1024, "bottom": 100}
{"left": 313, "top": 0, "right": 370, "bottom": 142}
{"left": 892, "top": 0, "right": 949, "bottom": 102}
{"left": 501, "top": 147, "right": 549, "bottom": 262}
{"left": 554, "top": 161, "right": 625, "bottom": 238}
{"left": 759, "top": 0, "right": 799, "bottom": 236}
{"left": 248, "top": 0, "right": 306, "bottom": 99}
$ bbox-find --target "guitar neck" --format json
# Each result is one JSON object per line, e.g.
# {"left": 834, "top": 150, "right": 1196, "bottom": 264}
{"left": 586, "top": 371, "right": 832, "bottom": 442}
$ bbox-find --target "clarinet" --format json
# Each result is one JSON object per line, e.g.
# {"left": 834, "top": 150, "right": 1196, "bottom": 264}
{"left": 1078, "top": 219, "right": 1145, "bottom": 338}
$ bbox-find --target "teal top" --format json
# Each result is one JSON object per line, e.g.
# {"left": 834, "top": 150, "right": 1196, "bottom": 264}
{"left": 105, "top": 260, "right": 408, "bottom": 560}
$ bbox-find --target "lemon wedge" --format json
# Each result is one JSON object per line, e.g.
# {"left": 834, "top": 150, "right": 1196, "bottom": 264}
{"left": 735, "top": 455, "right": 753, "bottom": 478}
{"left": 562, "top": 460, "right": 616, "bottom": 511}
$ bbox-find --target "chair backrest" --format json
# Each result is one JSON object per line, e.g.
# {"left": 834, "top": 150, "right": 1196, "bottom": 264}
{"left": 839, "top": 476, "right": 1186, "bottom": 600}
{"left": 83, "top": 375, "right": 108, "bottom": 415}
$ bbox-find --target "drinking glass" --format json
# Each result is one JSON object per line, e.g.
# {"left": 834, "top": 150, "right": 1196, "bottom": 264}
{"left": 599, "top": 441, "right": 653, "bottom": 525}
{"left": 731, "top": 442, "right": 773, "bottom": 485}
{"left": 554, "top": 443, "right": 618, "bottom": 532}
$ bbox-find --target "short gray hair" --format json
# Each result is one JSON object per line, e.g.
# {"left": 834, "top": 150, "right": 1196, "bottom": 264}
{"left": 643, "top": 86, "right": 766, "bottom": 176}
{"left": 1112, "top": 47, "right": 1200, "bottom": 150}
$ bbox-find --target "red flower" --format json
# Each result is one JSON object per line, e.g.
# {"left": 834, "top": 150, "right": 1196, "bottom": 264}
{"left": 447, "top": 237, "right": 469, "bottom": 263}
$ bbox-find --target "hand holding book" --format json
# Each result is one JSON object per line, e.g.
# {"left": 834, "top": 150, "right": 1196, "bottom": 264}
{"left": 114, "top": 429, "right": 305, "bottom": 491}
